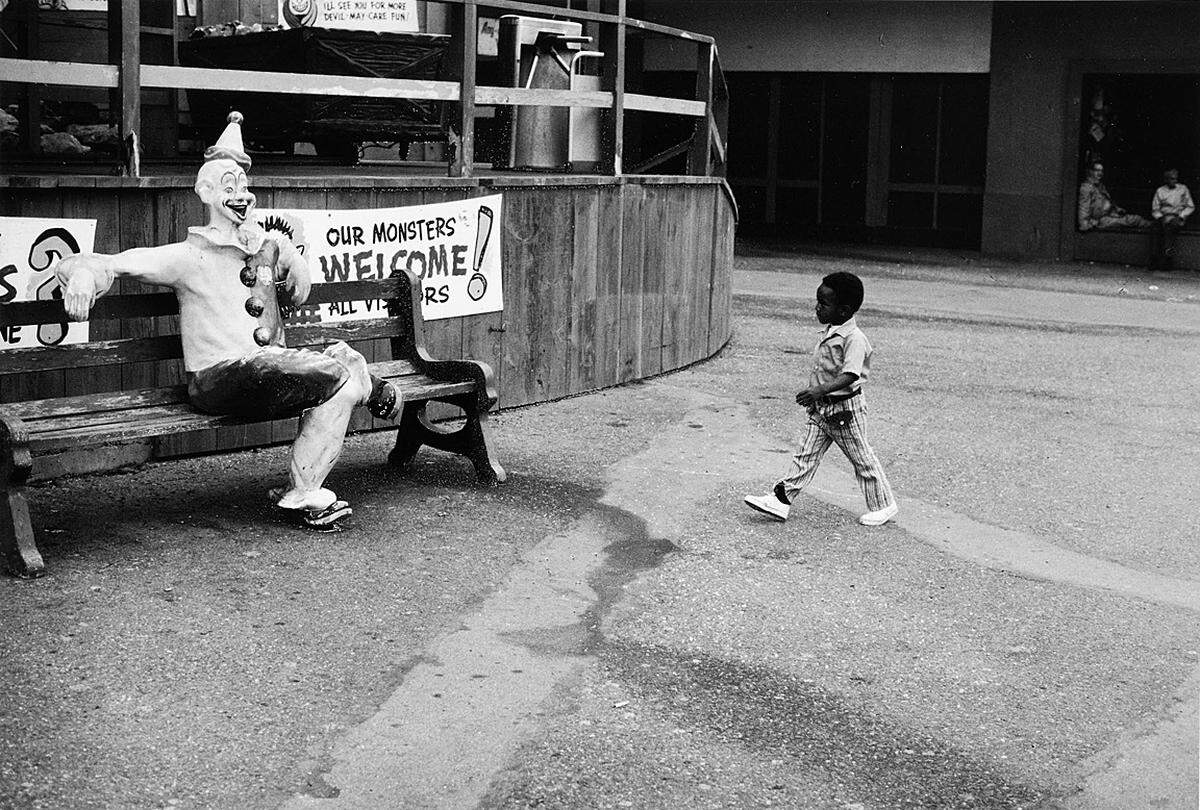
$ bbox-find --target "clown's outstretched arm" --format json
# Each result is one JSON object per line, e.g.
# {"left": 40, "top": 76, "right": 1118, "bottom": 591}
{"left": 55, "top": 243, "right": 188, "bottom": 322}
{"left": 275, "top": 236, "right": 311, "bottom": 306}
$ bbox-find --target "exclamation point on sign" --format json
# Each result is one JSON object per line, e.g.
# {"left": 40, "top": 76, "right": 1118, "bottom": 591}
{"left": 467, "top": 206, "right": 493, "bottom": 302}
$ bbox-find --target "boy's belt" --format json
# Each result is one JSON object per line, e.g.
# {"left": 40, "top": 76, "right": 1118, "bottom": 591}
{"left": 823, "top": 389, "right": 861, "bottom": 404}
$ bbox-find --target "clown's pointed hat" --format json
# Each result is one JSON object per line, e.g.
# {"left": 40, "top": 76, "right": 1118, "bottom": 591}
{"left": 203, "top": 111, "right": 251, "bottom": 168}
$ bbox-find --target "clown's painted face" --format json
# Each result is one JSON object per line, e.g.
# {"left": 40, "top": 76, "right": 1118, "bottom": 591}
{"left": 196, "top": 159, "right": 256, "bottom": 226}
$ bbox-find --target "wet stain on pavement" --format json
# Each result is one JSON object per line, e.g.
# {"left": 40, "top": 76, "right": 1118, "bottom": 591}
{"left": 601, "top": 641, "right": 1048, "bottom": 809}
{"left": 497, "top": 503, "right": 678, "bottom": 659}
{"left": 582, "top": 506, "right": 679, "bottom": 656}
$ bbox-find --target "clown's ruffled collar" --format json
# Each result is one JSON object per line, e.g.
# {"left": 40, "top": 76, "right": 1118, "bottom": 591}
{"left": 187, "top": 222, "right": 267, "bottom": 256}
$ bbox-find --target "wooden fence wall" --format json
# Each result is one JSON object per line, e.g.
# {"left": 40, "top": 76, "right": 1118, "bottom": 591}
{"left": 1, "top": 174, "right": 734, "bottom": 463}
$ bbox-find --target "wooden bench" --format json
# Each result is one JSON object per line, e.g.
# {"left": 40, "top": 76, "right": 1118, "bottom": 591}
{"left": 0, "top": 267, "right": 505, "bottom": 579}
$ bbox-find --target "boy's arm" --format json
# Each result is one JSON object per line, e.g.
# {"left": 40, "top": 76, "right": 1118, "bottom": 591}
{"left": 1182, "top": 187, "right": 1195, "bottom": 220}
{"left": 56, "top": 243, "right": 186, "bottom": 322}
{"left": 796, "top": 333, "right": 867, "bottom": 405}
{"left": 796, "top": 372, "right": 858, "bottom": 406}
{"left": 1152, "top": 188, "right": 1164, "bottom": 219}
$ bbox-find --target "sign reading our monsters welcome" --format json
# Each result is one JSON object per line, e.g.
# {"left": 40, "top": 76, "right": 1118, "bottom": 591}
{"left": 0, "top": 217, "right": 97, "bottom": 350}
{"left": 256, "top": 194, "right": 503, "bottom": 323}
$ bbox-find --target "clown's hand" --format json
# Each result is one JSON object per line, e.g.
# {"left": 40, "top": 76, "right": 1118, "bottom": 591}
{"left": 279, "top": 261, "right": 311, "bottom": 306}
{"left": 58, "top": 257, "right": 99, "bottom": 322}
{"left": 274, "top": 241, "right": 311, "bottom": 306}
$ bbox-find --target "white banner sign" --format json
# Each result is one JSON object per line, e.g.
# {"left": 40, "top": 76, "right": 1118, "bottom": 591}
{"left": 279, "top": 0, "right": 418, "bottom": 33}
{"left": 256, "top": 194, "right": 503, "bottom": 322}
{"left": 0, "top": 217, "right": 97, "bottom": 350}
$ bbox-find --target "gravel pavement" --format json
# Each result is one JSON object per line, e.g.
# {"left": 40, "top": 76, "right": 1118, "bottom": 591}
{"left": 1, "top": 244, "right": 1197, "bottom": 810}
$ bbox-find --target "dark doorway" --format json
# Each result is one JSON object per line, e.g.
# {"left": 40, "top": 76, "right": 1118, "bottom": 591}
{"left": 719, "top": 71, "right": 989, "bottom": 248}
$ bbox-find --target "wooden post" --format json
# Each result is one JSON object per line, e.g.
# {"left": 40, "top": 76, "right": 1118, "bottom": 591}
{"left": 687, "top": 40, "right": 713, "bottom": 177}
{"left": 600, "top": 0, "right": 627, "bottom": 175}
{"left": 12, "top": 1, "right": 42, "bottom": 155}
{"left": 108, "top": 0, "right": 141, "bottom": 176}
{"left": 450, "top": 0, "right": 478, "bottom": 178}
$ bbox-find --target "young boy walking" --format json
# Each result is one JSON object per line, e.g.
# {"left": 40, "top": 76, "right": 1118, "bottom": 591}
{"left": 744, "top": 271, "right": 898, "bottom": 526}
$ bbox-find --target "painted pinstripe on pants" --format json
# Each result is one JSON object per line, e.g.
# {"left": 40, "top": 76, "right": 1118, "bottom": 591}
{"left": 779, "top": 394, "right": 895, "bottom": 512}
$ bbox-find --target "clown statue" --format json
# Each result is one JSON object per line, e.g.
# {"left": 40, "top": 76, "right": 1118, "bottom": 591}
{"left": 54, "top": 112, "right": 400, "bottom": 529}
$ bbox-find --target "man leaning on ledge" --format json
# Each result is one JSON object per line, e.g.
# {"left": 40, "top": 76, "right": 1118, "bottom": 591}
{"left": 1077, "top": 160, "right": 1150, "bottom": 232}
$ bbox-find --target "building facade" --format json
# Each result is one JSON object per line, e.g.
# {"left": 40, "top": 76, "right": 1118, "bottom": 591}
{"left": 639, "top": 0, "right": 1200, "bottom": 265}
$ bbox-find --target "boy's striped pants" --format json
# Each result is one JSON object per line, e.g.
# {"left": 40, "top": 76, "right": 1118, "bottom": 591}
{"left": 779, "top": 395, "right": 895, "bottom": 511}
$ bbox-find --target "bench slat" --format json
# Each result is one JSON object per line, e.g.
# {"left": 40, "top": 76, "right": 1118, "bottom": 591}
{"left": 0, "top": 278, "right": 407, "bottom": 328}
{"left": 369, "top": 358, "right": 420, "bottom": 378}
{"left": 26, "top": 379, "right": 479, "bottom": 453}
{"left": 30, "top": 411, "right": 248, "bottom": 451}
{"left": 27, "top": 402, "right": 208, "bottom": 436}
{"left": 20, "top": 372, "right": 475, "bottom": 450}
{"left": 0, "top": 316, "right": 405, "bottom": 374}
{"left": 306, "top": 278, "right": 405, "bottom": 305}
{"left": 20, "top": 370, "right": 443, "bottom": 435}
{"left": 2, "top": 385, "right": 190, "bottom": 421}
{"left": 0, "top": 292, "right": 178, "bottom": 328}
{"left": 285, "top": 317, "right": 403, "bottom": 346}
{"left": 0, "top": 335, "right": 184, "bottom": 374}
{"left": 4, "top": 361, "right": 425, "bottom": 422}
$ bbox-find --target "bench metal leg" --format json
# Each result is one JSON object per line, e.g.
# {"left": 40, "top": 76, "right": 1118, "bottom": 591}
{"left": 387, "top": 398, "right": 507, "bottom": 486}
{"left": 2, "top": 487, "right": 44, "bottom": 579}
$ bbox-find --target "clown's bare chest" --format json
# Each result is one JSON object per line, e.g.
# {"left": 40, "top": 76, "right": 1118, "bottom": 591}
{"left": 174, "top": 235, "right": 287, "bottom": 371}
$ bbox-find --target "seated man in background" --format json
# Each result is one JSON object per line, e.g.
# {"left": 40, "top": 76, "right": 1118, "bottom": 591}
{"left": 1150, "top": 167, "right": 1194, "bottom": 270}
{"left": 1077, "top": 160, "right": 1150, "bottom": 232}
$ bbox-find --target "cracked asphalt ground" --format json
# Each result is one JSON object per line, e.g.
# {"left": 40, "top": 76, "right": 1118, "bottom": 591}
{"left": 2, "top": 246, "right": 1198, "bottom": 809}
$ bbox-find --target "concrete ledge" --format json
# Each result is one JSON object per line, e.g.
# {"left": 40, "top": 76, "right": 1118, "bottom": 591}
{"left": 1075, "top": 228, "right": 1200, "bottom": 270}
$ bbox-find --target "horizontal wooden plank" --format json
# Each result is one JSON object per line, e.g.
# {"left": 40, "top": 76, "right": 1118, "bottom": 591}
{"left": 0, "top": 317, "right": 404, "bottom": 374}
{"left": 0, "top": 335, "right": 183, "bottom": 374}
{"left": 0, "top": 57, "right": 118, "bottom": 88}
{"left": 1, "top": 61, "right": 706, "bottom": 117}
{"left": 26, "top": 402, "right": 218, "bottom": 436}
{"left": 30, "top": 411, "right": 244, "bottom": 452}
{"left": 371, "top": 359, "right": 420, "bottom": 378}
{"left": 17, "top": 360, "right": 472, "bottom": 453}
{"left": 624, "top": 92, "right": 707, "bottom": 117}
{"left": 475, "top": 86, "right": 613, "bottom": 109}
{"left": 305, "top": 277, "right": 406, "bottom": 305}
{"left": 287, "top": 318, "right": 404, "bottom": 346}
{"left": 1, "top": 292, "right": 178, "bottom": 328}
{"left": 3, "top": 385, "right": 189, "bottom": 421}
{"left": 623, "top": 15, "right": 715, "bottom": 44}
{"left": 1, "top": 174, "right": 721, "bottom": 192}
{"left": 141, "top": 64, "right": 461, "bottom": 102}
{"left": 1, "top": 278, "right": 407, "bottom": 329}
{"left": 7, "top": 366, "right": 433, "bottom": 424}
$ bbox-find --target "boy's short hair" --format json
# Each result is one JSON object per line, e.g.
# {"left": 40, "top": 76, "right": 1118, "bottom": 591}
{"left": 822, "top": 271, "right": 864, "bottom": 313}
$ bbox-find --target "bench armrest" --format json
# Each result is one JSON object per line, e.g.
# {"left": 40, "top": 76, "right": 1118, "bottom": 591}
{"left": 0, "top": 410, "right": 33, "bottom": 487}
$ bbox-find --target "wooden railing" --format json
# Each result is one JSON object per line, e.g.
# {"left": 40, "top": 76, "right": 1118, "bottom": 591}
{"left": 0, "top": 0, "right": 728, "bottom": 180}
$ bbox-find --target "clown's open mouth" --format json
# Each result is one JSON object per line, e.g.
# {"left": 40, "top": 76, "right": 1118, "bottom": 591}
{"left": 225, "top": 201, "right": 250, "bottom": 220}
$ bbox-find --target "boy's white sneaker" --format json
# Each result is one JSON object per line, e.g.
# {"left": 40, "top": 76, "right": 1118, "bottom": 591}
{"left": 859, "top": 503, "right": 898, "bottom": 526}
{"left": 744, "top": 492, "right": 790, "bottom": 521}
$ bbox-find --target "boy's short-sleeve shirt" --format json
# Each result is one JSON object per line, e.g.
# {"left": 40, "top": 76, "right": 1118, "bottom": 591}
{"left": 808, "top": 317, "right": 872, "bottom": 397}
